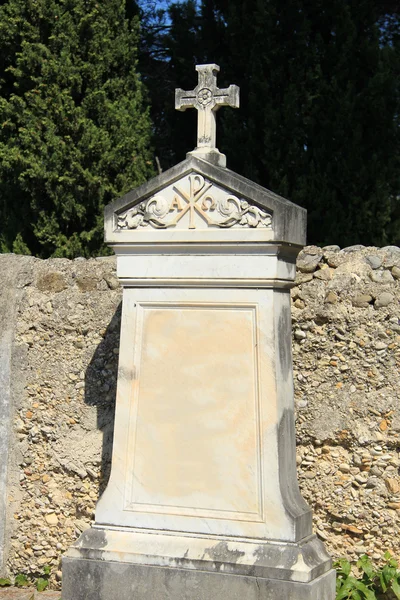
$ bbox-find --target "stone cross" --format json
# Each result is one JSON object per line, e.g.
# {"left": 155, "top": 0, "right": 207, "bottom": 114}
{"left": 175, "top": 64, "right": 239, "bottom": 153}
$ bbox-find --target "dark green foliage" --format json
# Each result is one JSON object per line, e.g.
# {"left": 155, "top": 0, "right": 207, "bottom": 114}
{"left": 335, "top": 552, "right": 400, "bottom": 599}
{"left": 0, "top": 0, "right": 154, "bottom": 258}
{"left": 142, "top": 0, "right": 399, "bottom": 247}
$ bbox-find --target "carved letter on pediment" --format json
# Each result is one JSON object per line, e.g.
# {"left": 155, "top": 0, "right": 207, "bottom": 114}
{"left": 117, "top": 175, "right": 272, "bottom": 231}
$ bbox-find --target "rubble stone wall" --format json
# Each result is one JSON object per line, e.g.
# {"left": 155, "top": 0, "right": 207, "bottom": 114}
{"left": 0, "top": 244, "right": 399, "bottom": 588}
{"left": 293, "top": 244, "right": 400, "bottom": 562}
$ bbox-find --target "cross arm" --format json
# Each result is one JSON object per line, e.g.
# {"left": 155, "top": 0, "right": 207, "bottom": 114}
{"left": 175, "top": 88, "right": 196, "bottom": 111}
{"left": 214, "top": 85, "right": 240, "bottom": 109}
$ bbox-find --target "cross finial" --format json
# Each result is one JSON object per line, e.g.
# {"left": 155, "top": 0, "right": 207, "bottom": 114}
{"left": 175, "top": 64, "right": 239, "bottom": 167}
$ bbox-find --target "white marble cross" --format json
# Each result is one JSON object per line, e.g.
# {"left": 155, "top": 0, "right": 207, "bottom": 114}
{"left": 175, "top": 64, "right": 239, "bottom": 151}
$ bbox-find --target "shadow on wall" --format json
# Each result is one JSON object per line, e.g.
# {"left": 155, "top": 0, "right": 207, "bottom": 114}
{"left": 84, "top": 303, "right": 122, "bottom": 498}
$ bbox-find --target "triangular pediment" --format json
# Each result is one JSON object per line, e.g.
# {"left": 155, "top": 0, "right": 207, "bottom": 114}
{"left": 104, "top": 157, "right": 306, "bottom": 246}
{"left": 117, "top": 173, "right": 272, "bottom": 231}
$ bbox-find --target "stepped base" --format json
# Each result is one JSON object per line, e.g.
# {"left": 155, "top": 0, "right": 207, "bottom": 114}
{"left": 62, "top": 527, "right": 336, "bottom": 600}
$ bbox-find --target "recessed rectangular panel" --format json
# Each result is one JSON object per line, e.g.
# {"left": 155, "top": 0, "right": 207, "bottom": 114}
{"left": 126, "top": 303, "right": 263, "bottom": 521}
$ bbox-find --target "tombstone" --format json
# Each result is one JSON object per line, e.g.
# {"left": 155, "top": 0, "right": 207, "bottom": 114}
{"left": 62, "top": 64, "right": 335, "bottom": 600}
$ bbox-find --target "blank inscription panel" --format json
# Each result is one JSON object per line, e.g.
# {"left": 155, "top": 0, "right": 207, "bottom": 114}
{"left": 125, "top": 303, "right": 263, "bottom": 522}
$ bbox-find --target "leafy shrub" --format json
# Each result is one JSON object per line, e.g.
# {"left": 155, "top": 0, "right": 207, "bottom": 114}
{"left": 335, "top": 552, "right": 400, "bottom": 599}
{"left": 0, "top": 565, "right": 51, "bottom": 591}
{"left": 14, "top": 573, "right": 29, "bottom": 587}
{"left": 36, "top": 565, "right": 51, "bottom": 592}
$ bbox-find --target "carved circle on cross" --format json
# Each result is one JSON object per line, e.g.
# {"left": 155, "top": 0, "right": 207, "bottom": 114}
{"left": 197, "top": 87, "right": 213, "bottom": 106}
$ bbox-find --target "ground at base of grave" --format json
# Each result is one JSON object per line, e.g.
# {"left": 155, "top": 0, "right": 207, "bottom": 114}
{"left": 0, "top": 590, "right": 61, "bottom": 599}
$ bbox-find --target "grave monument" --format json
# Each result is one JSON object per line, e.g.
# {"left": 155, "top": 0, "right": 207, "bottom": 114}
{"left": 62, "top": 64, "right": 335, "bottom": 599}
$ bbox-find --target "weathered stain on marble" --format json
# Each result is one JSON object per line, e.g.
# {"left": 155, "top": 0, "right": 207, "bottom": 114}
{"left": 66, "top": 527, "right": 332, "bottom": 583}
{"left": 277, "top": 295, "right": 292, "bottom": 382}
{"left": 76, "top": 528, "right": 107, "bottom": 550}
{"left": 204, "top": 541, "right": 246, "bottom": 565}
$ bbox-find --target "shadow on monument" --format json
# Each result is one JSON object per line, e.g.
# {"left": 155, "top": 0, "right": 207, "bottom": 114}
{"left": 84, "top": 303, "right": 121, "bottom": 498}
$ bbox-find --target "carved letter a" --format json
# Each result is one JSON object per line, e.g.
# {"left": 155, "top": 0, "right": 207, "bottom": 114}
{"left": 170, "top": 195, "right": 183, "bottom": 212}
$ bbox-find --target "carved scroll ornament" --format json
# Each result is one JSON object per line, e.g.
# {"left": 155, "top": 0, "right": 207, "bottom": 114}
{"left": 117, "top": 175, "right": 272, "bottom": 231}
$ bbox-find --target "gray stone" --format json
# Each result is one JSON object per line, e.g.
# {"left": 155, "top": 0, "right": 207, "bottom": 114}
{"left": 375, "top": 293, "right": 395, "bottom": 308}
{"left": 296, "top": 272, "right": 314, "bottom": 284}
{"left": 392, "top": 266, "right": 400, "bottom": 280}
{"left": 314, "top": 267, "right": 332, "bottom": 281}
{"left": 295, "top": 329, "right": 307, "bottom": 340}
{"left": 103, "top": 274, "right": 120, "bottom": 290}
{"left": 323, "top": 245, "right": 340, "bottom": 252}
{"left": 375, "top": 341, "right": 388, "bottom": 350}
{"left": 383, "top": 246, "right": 400, "bottom": 268}
{"left": 365, "top": 255, "right": 382, "bottom": 269}
{"left": 352, "top": 294, "right": 373, "bottom": 308}
{"left": 342, "top": 245, "right": 365, "bottom": 253}
{"left": 382, "top": 245, "right": 400, "bottom": 254}
{"left": 297, "top": 253, "right": 323, "bottom": 273}
{"left": 369, "top": 270, "right": 394, "bottom": 283}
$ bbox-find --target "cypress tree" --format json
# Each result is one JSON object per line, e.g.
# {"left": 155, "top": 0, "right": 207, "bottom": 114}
{"left": 215, "top": 0, "right": 399, "bottom": 246}
{"left": 0, "top": 0, "right": 154, "bottom": 258}
{"left": 139, "top": 0, "right": 202, "bottom": 169}
{"left": 151, "top": 0, "right": 399, "bottom": 246}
